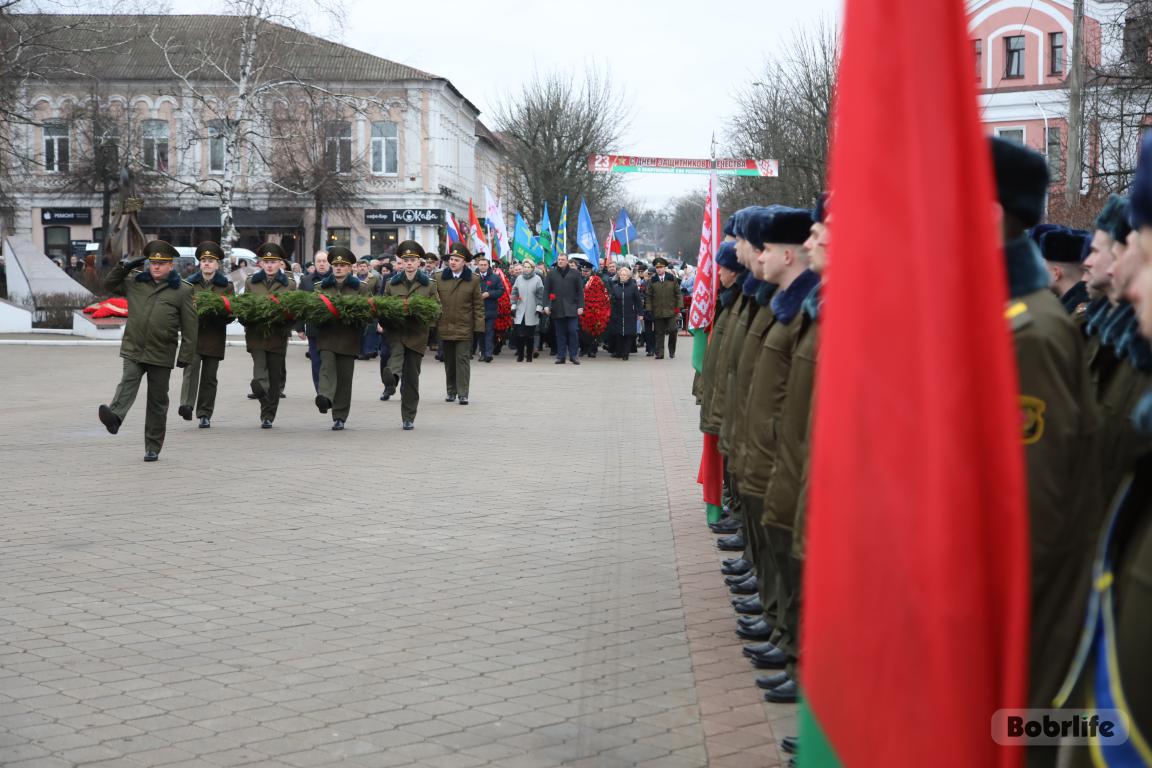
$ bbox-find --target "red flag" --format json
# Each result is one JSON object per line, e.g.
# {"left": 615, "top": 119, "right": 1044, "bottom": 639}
{"left": 468, "top": 199, "right": 488, "bottom": 253}
{"left": 799, "top": 0, "right": 1029, "bottom": 766}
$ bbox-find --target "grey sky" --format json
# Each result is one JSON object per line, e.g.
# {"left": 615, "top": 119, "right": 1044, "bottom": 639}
{"left": 167, "top": 0, "right": 842, "bottom": 208}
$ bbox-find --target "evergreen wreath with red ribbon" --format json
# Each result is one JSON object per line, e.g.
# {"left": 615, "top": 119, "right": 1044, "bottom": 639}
{"left": 579, "top": 275, "right": 610, "bottom": 338}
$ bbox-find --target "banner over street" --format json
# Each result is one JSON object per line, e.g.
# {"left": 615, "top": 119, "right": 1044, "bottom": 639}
{"left": 588, "top": 154, "right": 779, "bottom": 177}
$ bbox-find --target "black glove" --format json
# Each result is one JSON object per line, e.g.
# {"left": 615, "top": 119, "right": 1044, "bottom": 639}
{"left": 123, "top": 256, "right": 146, "bottom": 269}
{"left": 176, "top": 361, "right": 188, "bottom": 368}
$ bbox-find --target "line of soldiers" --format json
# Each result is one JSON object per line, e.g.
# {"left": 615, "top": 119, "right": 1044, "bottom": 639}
{"left": 96, "top": 238, "right": 487, "bottom": 459}
{"left": 694, "top": 137, "right": 1152, "bottom": 765}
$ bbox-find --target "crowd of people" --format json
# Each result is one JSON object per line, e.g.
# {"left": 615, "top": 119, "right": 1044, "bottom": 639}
{"left": 694, "top": 136, "right": 1152, "bottom": 766}
{"left": 93, "top": 237, "right": 696, "bottom": 459}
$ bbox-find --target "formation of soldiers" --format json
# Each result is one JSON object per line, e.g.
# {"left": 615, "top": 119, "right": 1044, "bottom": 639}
{"left": 96, "top": 239, "right": 486, "bottom": 458}
{"left": 695, "top": 137, "right": 1152, "bottom": 765}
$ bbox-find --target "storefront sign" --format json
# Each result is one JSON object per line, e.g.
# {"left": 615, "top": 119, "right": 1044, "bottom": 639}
{"left": 41, "top": 208, "right": 92, "bottom": 224}
{"left": 364, "top": 208, "right": 444, "bottom": 225}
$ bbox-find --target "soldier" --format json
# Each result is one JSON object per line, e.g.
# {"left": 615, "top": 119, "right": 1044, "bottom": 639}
{"left": 1038, "top": 227, "right": 1090, "bottom": 315}
{"left": 178, "top": 241, "right": 234, "bottom": 428}
{"left": 989, "top": 138, "right": 1101, "bottom": 751}
{"left": 313, "top": 246, "right": 369, "bottom": 431}
{"left": 243, "top": 243, "right": 296, "bottom": 429}
{"left": 382, "top": 240, "right": 440, "bottom": 430}
{"left": 1057, "top": 135, "right": 1152, "bottom": 768}
{"left": 734, "top": 208, "right": 818, "bottom": 681}
{"left": 436, "top": 242, "right": 484, "bottom": 404}
{"left": 355, "top": 257, "right": 382, "bottom": 361}
{"left": 646, "top": 256, "right": 681, "bottom": 360}
{"left": 97, "top": 240, "right": 198, "bottom": 462}
{"left": 295, "top": 250, "right": 330, "bottom": 393}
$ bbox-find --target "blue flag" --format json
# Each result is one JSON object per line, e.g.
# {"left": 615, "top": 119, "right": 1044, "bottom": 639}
{"left": 538, "top": 202, "right": 554, "bottom": 266}
{"left": 557, "top": 196, "right": 568, "bottom": 255}
{"left": 512, "top": 212, "right": 544, "bottom": 263}
{"left": 614, "top": 207, "right": 637, "bottom": 252}
{"left": 576, "top": 198, "right": 600, "bottom": 269}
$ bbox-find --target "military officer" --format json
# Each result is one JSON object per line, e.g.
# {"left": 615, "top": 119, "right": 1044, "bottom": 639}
{"left": 645, "top": 256, "right": 681, "bottom": 359}
{"left": 355, "top": 257, "right": 382, "bottom": 361}
{"left": 97, "top": 240, "right": 198, "bottom": 461}
{"left": 436, "top": 242, "right": 484, "bottom": 405}
{"left": 244, "top": 242, "right": 296, "bottom": 428}
{"left": 1038, "top": 227, "right": 1091, "bottom": 316}
{"left": 178, "top": 241, "right": 234, "bottom": 428}
{"left": 382, "top": 240, "right": 441, "bottom": 430}
{"left": 313, "top": 246, "right": 369, "bottom": 431}
{"left": 989, "top": 138, "right": 1102, "bottom": 750}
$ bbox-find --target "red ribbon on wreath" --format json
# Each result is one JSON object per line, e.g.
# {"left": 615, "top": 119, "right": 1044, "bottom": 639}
{"left": 317, "top": 293, "right": 339, "bottom": 318}
{"left": 222, "top": 296, "right": 232, "bottom": 314}
{"left": 268, "top": 293, "right": 295, "bottom": 320}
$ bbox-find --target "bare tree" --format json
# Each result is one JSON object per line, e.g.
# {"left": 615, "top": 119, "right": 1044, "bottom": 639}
{"left": 266, "top": 90, "right": 369, "bottom": 252}
{"left": 722, "top": 18, "right": 839, "bottom": 211}
{"left": 661, "top": 192, "right": 707, "bottom": 264}
{"left": 494, "top": 67, "right": 631, "bottom": 244}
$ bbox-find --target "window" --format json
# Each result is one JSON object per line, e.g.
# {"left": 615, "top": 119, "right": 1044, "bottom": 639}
{"left": 326, "top": 227, "right": 351, "bottom": 249}
{"left": 324, "top": 121, "right": 352, "bottom": 173}
{"left": 96, "top": 123, "right": 119, "bottom": 175}
{"left": 1046, "top": 126, "right": 1063, "bottom": 178}
{"left": 1005, "top": 35, "right": 1026, "bottom": 78}
{"left": 1050, "top": 32, "right": 1066, "bottom": 75}
{"left": 43, "top": 123, "right": 69, "bottom": 173}
{"left": 974, "top": 39, "right": 983, "bottom": 80}
{"left": 44, "top": 226, "right": 70, "bottom": 258}
{"left": 997, "top": 127, "right": 1025, "bottom": 144}
{"left": 370, "top": 227, "right": 398, "bottom": 256}
{"left": 142, "top": 119, "right": 169, "bottom": 172}
{"left": 208, "top": 120, "right": 225, "bottom": 173}
{"left": 371, "top": 121, "right": 398, "bottom": 175}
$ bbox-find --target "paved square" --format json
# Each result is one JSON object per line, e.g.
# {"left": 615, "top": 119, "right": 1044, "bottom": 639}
{"left": 0, "top": 343, "right": 790, "bottom": 767}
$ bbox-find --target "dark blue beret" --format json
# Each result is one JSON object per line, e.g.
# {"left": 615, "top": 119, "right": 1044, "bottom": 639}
{"left": 715, "top": 241, "right": 744, "bottom": 273}
{"left": 760, "top": 208, "right": 814, "bottom": 247}
{"left": 1095, "top": 194, "right": 1128, "bottom": 236}
{"left": 1040, "top": 228, "right": 1088, "bottom": 263}
{"left": 989, "top": 137, "right": 1049, "bottom": 228}
{"left": 1130, "top": 132, "right": 1152, "bottom": 230}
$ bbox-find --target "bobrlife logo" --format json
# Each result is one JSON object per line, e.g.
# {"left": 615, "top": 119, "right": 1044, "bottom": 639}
{"left": 991, "top": 710, "right": 1130, "bottom": 746}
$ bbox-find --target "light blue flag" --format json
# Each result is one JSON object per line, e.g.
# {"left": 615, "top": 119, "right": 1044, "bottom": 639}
{"left": 576, "top": 197, "right": 600, "bottom": 268}
{"left": 557, "top": 196, "right": 568, "bottom": 255}
{"left": 537, "top": 202, "right": 554, "bottom": 266}
{"left": 512, "top": 212, "right": 544, "bottom": 263}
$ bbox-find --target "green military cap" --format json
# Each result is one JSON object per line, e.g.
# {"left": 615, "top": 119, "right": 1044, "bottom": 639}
{"left": 195, "top": 241, "right": 225, "bottom": 260}
{"left": 652, "top": 256, "right": 670, "bottom": 267}
{"left": 447, "top": 242, "right": 473, "bottom": 261}
{"left": 256, "top": 242, "right": 287, "bottom": 262}
{"left": 327, "top": 246, "right": 356, "bottom": 265}
{"left": 144, "top": 240, "right": 179, "bottom": 261}
{"left": 396, "top": 240, "right": 426, "bottom": 259}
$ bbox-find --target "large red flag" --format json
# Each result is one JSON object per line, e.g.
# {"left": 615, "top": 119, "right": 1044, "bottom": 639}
{"left": 799, "top": 0, "right": 1029, "bottom": 766}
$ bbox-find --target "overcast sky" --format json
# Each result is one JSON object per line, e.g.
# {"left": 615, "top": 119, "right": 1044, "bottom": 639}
{"left": 166, "top": 0, "right": 841, "bottom": 208}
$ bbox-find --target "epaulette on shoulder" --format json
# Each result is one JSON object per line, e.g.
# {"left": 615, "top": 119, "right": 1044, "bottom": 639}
{"left": 1005, "top": 300, "right": 1033, "bottom": 332}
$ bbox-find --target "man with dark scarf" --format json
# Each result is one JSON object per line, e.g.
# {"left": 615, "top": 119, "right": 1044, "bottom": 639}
{"left": 243, "top": 243, "right": 296, "bottom": 428}
{"left": 178, "top": 241, "right": 234, "bottom": 428}
{"left": 990, "top": 138, "right": 1101, "bottom": 768}
{"left": 314, "top": 246, "right": 369, "bottom": 431}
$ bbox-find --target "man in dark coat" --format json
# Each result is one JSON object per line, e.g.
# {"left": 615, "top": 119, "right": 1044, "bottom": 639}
{"left": 178, "top": 241, "right": 234, "bottom": 428}
{"left": 382, "top": 240, "right": 440, "bottom": 429}
{"left": 244, "top": 243, "right": 296, "bottom": 428}
{"left": 471, "top": 254, "right": 504, "bottom": 362}
{"left": 543, "top": 252, "right": 585, "bottom": 364}
{"left": 295, "top": 250, "right": 330, "bottom": 392}
{"left": 1038, "top": 227, "right": 1090, "bottom": 316}
{"left": 314, "top": 246, "right": 368, "bottom": 430}
{"left": 436, "top": 243, "right": 484, "bottom": 404}
{"left": 646, "top": 256, "right": 681, "bottom": 359}
{"left": 990, "top": 139, "right": 1102, "bottom": 767}
{"left": 97, "top": 240, "right": 198, "bottom": 462}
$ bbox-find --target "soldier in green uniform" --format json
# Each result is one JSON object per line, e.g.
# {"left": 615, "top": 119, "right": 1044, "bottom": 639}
{"left": 436, "top": 242, "right": 484, "bottom": 405}
{"left": 646, "top": 256, "right": 681, "bottom": 359}
{"left": 97, "top": 240, "right": 198, "bottom": 462}
{"left": 989, "top": 139, "right": 1102, "bottom": 764}
{"left": 382, "top": 240, "right": 440, "bottom": 430}
{"left": 178, "top": 241, "right": 234, "bottom": 428}
{"left": 1056, "top": 135, "right": 1152, "bottom": 767}
{"left": 244, "top": 243, "right": 296, "bottom": 428}
{"left": 314, "top": 246, "right": 369, "bottom": 431}
{"left": 735, "top": 208, "right": 818, "bottom": 680}
{"left": 1038, "top": 227, "right": 1090, "bottom": 316}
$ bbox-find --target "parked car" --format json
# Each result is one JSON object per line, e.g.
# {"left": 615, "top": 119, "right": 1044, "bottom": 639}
{"left": 174, "top": 246, "right": 258, "bottom": 277}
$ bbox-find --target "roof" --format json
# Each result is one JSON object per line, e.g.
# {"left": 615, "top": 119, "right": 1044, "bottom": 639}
{"left": 11, "top": 14, "right": 479, "bottom": 113}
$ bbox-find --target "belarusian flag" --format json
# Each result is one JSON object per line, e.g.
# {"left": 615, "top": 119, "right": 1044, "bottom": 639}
{"left": 688, "top": 171, "right": 722, "bottom": 524}
{"left": 798, "top": 0, "right": 1029, "bottom": 766}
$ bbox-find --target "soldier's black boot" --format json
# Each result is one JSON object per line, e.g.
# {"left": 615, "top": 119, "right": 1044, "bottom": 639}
{"left": 98, "top": 404, "right": 121, "bottom": 435}
{"left": 178, "top": 405, "right": 193, "bottom": 421}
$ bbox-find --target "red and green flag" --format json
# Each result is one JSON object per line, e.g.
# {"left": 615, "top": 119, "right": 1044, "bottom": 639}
{"left": 689, "top": 170, "right": 722, "bottom": 524}
{"left": 799, "top": 0, "right": 1029, "bottom": 765}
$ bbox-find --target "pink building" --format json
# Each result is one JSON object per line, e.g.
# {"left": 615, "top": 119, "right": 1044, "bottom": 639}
{"left": 968, "top": 0, "right": 1131, "bottom": 191}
